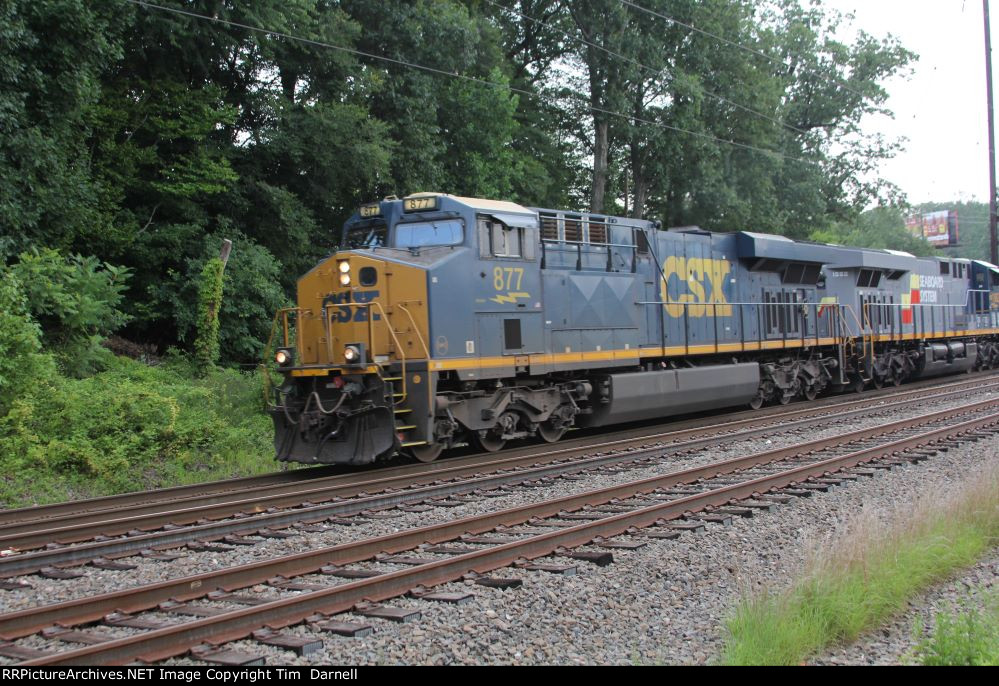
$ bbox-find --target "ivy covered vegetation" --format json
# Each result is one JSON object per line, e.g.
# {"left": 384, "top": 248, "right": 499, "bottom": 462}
{"left": 0, "top": 1, "right": 929, "bottom": 502}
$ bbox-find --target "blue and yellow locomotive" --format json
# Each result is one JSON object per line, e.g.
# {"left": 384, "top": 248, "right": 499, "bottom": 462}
{"left": 267, "top": 193, "right": 999, "bottom": 465}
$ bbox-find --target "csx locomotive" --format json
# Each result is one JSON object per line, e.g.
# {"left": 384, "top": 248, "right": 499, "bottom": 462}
{"left": 267, "top": 193, "right": 999, "bottom": 465}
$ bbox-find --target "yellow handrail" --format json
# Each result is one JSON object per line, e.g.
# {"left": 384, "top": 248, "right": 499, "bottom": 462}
{"left": 396, "top": 302, "right": 434, "bottom": 416}
{"left": 262, "top": 306, "right": 308, "bottom": 406}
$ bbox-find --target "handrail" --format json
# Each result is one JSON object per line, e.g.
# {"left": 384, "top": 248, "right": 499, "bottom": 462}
{"left": 396, "top": 302, "right": 434, "bottom": 417}
{"left": 635, "top": 300, "right": 850, "bottom": 354}
{"left": 335, "top": 300, "right": 410, "bottom": 405}
{"left": 269, "top": 296, "right": 434, "bottom": 423}
{"left": 262, "top": 306, "right": 308, "bottom": 406}
{"left": 395, "top": 302, "right": 431, "bottom": 359}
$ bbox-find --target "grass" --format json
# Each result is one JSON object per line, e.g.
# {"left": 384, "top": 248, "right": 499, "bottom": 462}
{"left": 912, "top": 590, "right": 999, "bottom": 665}
{"left": 721, "top": 464, "right": 999, "bottom": 665}
{"left": 0, "top": 352, "right": 281, "bottom": 508}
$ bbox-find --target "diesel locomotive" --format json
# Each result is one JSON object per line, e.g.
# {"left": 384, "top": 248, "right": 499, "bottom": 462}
{"left": 267, "top": 193, "right": 999, "bottom": 465}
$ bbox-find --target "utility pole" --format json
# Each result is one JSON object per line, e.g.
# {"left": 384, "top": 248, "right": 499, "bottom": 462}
{"left": 986, "top": 0, "right": 998, "bottom": 263}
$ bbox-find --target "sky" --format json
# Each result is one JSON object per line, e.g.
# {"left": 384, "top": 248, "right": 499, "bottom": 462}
{"left": 822, "top": 0, "right": 994, "bottom": 205}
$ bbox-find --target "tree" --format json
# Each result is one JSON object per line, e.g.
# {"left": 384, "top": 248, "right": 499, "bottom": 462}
{"left": 0, "top": 0, "right": 119, "bottom": 252}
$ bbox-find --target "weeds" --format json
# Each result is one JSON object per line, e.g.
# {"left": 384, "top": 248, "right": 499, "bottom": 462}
{"left": 722, "top": 465, "right": 999, "bottom": 665}
{"left": 912, "top": 590, "right": 999, "bottom": 665}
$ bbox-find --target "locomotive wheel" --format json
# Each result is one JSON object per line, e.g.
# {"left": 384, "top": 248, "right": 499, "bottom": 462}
{"left": 851, "top": 376, "right": 866, "bottom": 393}
{"left": 748, "top": 393, "right": 765, "bottom": 410}
{"left": 537, "top": 422, "right": 566, "bottom": 443}
{"left": 475, "top": 431, "right": 506, "bottom": 452}
{"left": 778, "top": 393, "right": 792, "bottom": 405}
{"left": 803, "top": 385, "right": 818, "bottom": 401}
{"left": 891, "top": 373, "right": 902, "bottom": 387}
{"left": 410, "top": 442, "right": 444, "bottom": 463}
{"left": 872, "top": 374, "right": 884, "bottom": 389}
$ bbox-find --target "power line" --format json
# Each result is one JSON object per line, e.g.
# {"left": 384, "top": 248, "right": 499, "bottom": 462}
{"left": 123, "top": 0, "right": 817, "bottom": 166}
{"left": 484, "top": 0, "right": 810, "bottom": 136}
{"left": 618, "top": 0, "right": 872, "bottom": 101}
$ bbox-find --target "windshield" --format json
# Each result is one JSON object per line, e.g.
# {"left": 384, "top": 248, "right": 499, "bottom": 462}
{"left": 343, "top": 222, "right": 387, "bottom": 249}
{"left": 394, "top": 219, "right": 463, "bottom": 248}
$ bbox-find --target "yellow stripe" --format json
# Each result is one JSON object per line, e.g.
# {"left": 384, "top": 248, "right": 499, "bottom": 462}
{"left": 431, "top": 337, "right": 845, "bottom": 372}
{"left": 293, "top": 328, "right": 999, "bottom": 375}
{"left": 870, "top": 328, "right": 999, "bottom": 343}
{"left": 290, "top": 364, "right": 380, "bottom": 377}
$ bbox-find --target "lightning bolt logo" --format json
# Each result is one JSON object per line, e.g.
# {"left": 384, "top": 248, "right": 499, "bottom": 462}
{"left": 489, "top": 291, "right": 531, "bottom": 305}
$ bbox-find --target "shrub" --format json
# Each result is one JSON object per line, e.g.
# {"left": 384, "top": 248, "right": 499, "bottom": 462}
{"left": 9, "top": 248, "right": 131, "bottom": 375}
{"left": 0, "top": 354, "right": 274, "bottom": 506}
{"left": 149, "top": 233, "right": 287, "bottom": 365}
{"left": 0, "top": 273, "right": 52, "bottom": 408}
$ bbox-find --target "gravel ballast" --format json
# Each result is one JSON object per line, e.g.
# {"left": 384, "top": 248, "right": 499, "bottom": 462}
{"left": 249, "top": 431, "right": 994, "bottom": 666}
{"left": 1, "top": 389, "right": 997, "bottom": 665}
{"left": 0, "top": 389, "right": 990, "bottom": 614}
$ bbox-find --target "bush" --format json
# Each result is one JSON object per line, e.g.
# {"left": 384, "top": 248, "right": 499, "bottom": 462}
{"left": 9, "top": 248, "right": 131, "bottom": 375}
{"left": 0, "top": 273, "right": 53, "bottom": 408}
{"left": 0, "top": 354, "right": 275, "bottom": 506}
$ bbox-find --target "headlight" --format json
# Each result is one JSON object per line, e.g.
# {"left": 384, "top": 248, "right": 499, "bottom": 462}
{"left": 343, "top": 345, "right": 361, "bottom": 363}
{"left": 338, "top": 261, "right": 351, "bottom": 273}
{"left": 274, "top": 348, "right": 293, "bottom": 366}
{"left": 339, "top": 273, "right": 351, "bottom": 286}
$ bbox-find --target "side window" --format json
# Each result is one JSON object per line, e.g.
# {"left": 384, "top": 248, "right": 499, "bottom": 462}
{"left": 477, "top": 215, "right": 535, "bottom": 260}
{"left": 491, "top": 222, "right": 522, "bottom": 257}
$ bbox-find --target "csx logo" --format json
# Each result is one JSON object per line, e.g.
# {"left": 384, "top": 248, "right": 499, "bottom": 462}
{"left": 324, "top": 290, "right": 381, "bottom": 323}
{"left": 660, "top": 257, "right": 733, "bottom": 317}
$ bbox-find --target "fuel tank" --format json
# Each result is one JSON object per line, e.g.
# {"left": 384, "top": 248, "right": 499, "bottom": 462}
{"left": 581, "top": 362, "right": 761, "bottom": 427}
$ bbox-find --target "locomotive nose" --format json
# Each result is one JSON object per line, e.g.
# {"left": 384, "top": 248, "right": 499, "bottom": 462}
{"left": 267, "top": 250, "right": 432, "bottom": 465}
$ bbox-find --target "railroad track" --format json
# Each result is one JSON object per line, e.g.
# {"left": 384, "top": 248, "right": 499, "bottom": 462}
{"left": 3, "top": 370, "right": 997, "bottom": 532}
{"left": 1, "top": 394, "right": 998, "bottom": 665}
{"left": 0, "top": 374, "right": 995, "bottom": 576}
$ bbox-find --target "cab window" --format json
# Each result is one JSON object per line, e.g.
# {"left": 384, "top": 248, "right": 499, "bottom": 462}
{"left": 343, "top": 222, "right": 387, "bottom": 248}
{"left": 394, "top": 219, "right": 463, "bottom": 248}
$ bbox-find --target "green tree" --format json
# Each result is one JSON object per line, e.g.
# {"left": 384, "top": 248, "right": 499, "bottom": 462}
{"left": 811, "top": 206, "right": 935, "bottom": 256}
{"left": 0, "top": 0, "right": 119, "bottom": 252}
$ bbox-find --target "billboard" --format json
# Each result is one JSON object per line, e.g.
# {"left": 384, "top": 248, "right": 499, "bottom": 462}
{"left": 905, "top": 210, "right": 959, "bottom": 247}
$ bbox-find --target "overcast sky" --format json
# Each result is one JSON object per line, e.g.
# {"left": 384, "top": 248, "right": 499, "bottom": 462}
{"left": 822, "top": 0, "right": 994, "bottom": 205}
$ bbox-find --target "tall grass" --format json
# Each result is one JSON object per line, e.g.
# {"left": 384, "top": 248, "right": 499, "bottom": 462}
{"left": 722, "top": 464, "right": 999, "bottom": 665}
